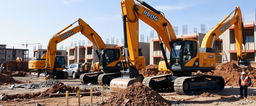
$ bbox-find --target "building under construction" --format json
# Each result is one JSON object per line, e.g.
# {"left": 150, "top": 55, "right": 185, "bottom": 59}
{"left": 0, "top": 44, "right": 28, "bottom": 64}
{"left": 222, "top": 22, "right": 256, "bottom": 62}
{"left": 67, "top": 42, "right": 150, "bottom": 66}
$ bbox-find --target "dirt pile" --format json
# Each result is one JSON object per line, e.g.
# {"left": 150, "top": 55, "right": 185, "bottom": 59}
{"left": 1, "top": 61, "right": 28, "bottom": 77}
{"left": 208, "top": 61, "right": 256, "bottom": 86}
{"left": 40, "top": 82, "right": 82, "bottom": 97}
{"left": 103, "top": 82, "right": 170, "bottom": 106}
{"left": 2, "top": 61, "right": 28, "bottom": 72}
{"left": 0, "top": 73, "right": 20, "bottom": 85}
{"left": 140, "top": 64, "right": 170, "bottom": 77}
{"left": 1, "top": 82, "right": 87, "bottom": 101}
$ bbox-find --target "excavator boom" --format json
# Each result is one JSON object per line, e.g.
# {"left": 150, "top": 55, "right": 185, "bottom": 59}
{"left": 110, "top": 0, "right": 177, "bottom": 93}
{"left": 201, "top": 7, "right": 245, "bottom": 61}
{"left": 45, "top": 18, "right": 106, "bottom": 72}
{"left": 201, "top": 7, "right": 244, "bottom": 60}
{"left": 121, "top": 0, "right": 177, "bottom": 71}
{"left": 122, "top": 0, "right": 176, "bottom": 51}
{"left": 30, "top": 18, "right": 125, "bottom": 81}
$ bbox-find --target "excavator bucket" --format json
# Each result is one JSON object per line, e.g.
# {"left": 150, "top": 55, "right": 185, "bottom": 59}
{"left": 110, "top": 78, "right": 135, "bottom": 93}
{"left": 109, "top": 76, "right": 143, "bottom": 93}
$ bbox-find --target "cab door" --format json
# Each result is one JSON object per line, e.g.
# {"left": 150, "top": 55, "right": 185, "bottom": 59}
{"left": 181, "top": 40, "right": 198, "bottom": 67}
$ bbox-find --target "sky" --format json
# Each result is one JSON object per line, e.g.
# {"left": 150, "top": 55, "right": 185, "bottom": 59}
{"left": 0, "top": 0, "right": 255, "bottom": 57}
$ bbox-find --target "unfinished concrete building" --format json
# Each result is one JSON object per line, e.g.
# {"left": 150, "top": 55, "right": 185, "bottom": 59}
{"left": 68, "top": 46, "right": 85, "bottom": 65}
{"left": 222, "top": 22, "right": 256, "bottom": 62}
{"left": 68, "top": 44, "right": 111, "bottom": 65}
{"left": 33, "top": 49, "right": 67, "bottom": 59}
{"left": 67, "top": 43, "right": 150, "bottom": 66}
{"left": 33, "top": 49, "right": 67, "bottom": 66}
{"left": 84, "top": 45, "right": 97, "bottom": 64}
{"left": 150, "top": 33, "right": 223, "bottom": 64}
{"left": 0, "top": 44, "right": 28, "bottom": 64}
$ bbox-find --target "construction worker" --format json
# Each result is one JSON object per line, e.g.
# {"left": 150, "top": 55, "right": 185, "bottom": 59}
{"left": 238, "top": 71, "right": 251, "bottom": 98}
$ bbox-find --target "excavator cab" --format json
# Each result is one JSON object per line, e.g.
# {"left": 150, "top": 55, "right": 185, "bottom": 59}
{"left": 99, "top": 48, "right": 123, "bottom": 73}
{"left": 48, "top": 56, "right": 68, "bottom": 79}
{"left": 170, "top": 40, "right": 198, "bottom": 73}
{"left": 54, "top": 56, "right": 66, "bottom": 69}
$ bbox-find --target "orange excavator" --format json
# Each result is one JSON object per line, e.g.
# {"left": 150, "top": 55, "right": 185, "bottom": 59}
{"left": 201, "top": 6, "right": 248, "bottom": 66}
{"left": 111, "top": 0, "right": 246, "bottom": 94}
{"left": 29, "top": 18, "right": 126, "bottom": 81}
{"left": 110, "top": 0, "right": 178, "bottom": 92}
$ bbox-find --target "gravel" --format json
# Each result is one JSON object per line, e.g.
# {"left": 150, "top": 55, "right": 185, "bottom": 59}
{"left": 10, "top": 79, "right": 60, "bottom": 89}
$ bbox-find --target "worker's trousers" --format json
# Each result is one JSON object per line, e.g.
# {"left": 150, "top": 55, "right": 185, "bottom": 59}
{"left": 240, "top": 85, "right": 248, "bottom": 98}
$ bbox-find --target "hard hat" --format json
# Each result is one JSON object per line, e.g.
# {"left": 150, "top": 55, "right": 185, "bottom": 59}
{"left": 242, "top": 71, "right": 246, "bottom": 75}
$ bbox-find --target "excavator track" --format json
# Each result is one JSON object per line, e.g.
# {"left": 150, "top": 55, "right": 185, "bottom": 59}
{"left": 173, "top": 76, "right": 194, "bottom": 94}
{"left": 143, "top": 74, "right": 225, "bottom": 94}
{"left": 174, "top": 75, "right": 225, "bottom": 95}
{"left": 80, "top": 72, "right": 103, "bottom": 84}
{"left": 98, "top": 72, "right": 122, "bottom": 85}
{"left": 143, "top": 74, "right": 176, "bottom": 92}
{"left": 80, "top": 72, "right": 123, "bottom": 85}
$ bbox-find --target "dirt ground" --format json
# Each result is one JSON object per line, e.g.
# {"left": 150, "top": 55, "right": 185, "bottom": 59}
{"left": 0, "top": 74, "right": 255, "bottom": 106}
{"left": 1, "top": 62, "right": 256, "bottom": 106}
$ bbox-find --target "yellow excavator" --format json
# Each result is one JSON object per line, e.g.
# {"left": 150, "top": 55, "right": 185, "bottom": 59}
{"left": 110, "top": 0, "right": 177, "bottom": 92}
{"left": 148, "top": 7, "right": 248, "bottom": 94}
{"left": 201, "top": 6, "right": 247, "bottom": 66}
{"left": 167, "top": 6, "right": 246, "bottom": 94}
{"left": 29, "top": 18, "right": 125, "bottom": 80}
{"left": 111, "top": 0, "right": 246, "bottom": 94}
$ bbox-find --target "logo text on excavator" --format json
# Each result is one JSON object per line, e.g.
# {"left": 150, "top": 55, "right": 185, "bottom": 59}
{"left": 143, "top": 10, "right": 158, "bottom": 22}
{"left": 220, "top": 23, "right": 231, "bottom": 32}
{"left": 60, "top": 31, "right": 74, "bottom": 39}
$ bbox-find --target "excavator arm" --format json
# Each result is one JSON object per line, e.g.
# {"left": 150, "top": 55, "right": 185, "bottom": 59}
{"left": 110, "top": 0, "right": 178, "bottom": 93}
{"left": 45, "top": 18, "right": 106, "bottom": 71}
{"left": 113, "top": 0, "right": 238, "bottom": 94}
{"left": 201, "top": 7, "right": 245, "bottom": 60}
{"left": 121, "top": 0, "right": 176, "bottom": 69}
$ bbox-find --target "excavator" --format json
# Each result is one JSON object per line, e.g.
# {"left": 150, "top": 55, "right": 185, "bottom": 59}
{"left": 29, "top": 50, "right": 65, "bottom": 77}
{"left": 110, "top": 0, "right": 177, "bottom": 92}
{"left": 167, "top": 6, "right": 246, "bottom": 94}
{"left": 201, "top": 6, "right": 247, "bottom": 66}
{"left": 29, "top": 18, "right": 125, "bottom": 80}
{"left": 111, "top": 0, "right": 246, "bottom": 95}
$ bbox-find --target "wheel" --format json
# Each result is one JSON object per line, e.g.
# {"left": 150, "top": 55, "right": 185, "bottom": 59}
{"left": 72, "top": 72, "right": 77, "bottom": 79}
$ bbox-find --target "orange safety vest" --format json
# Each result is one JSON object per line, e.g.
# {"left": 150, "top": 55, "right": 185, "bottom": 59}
{"left": 241, "top": 76, "right": 249, "bottom": 86}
